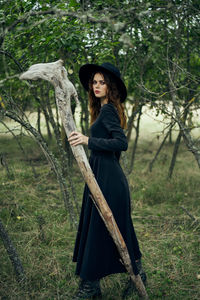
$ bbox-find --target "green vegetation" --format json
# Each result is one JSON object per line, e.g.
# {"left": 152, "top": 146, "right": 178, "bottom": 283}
{"left": 0, "top": 135, "right": 199, "bottom": 299}
{"left": 0, "top": 1, "right": 200, "bottom": 298}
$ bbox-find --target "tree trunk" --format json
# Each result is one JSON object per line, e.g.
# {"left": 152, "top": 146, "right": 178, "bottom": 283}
{"left": 0, "top": 120, "right": 38, "bottom": 178}
{"left": 129, "top": 105, "right": 143, "bottom": 174}
{"left": 20, "top": 59, "right": 148, "bottom": 299}
{"left": 169, "top": 81, "right": 200, "bottom": 168}
{"left": 168, "top": 89, "right": 191, "bottom": 178}
{"left": 149, "top": 124, "right": 173, "bottom": 172}
{"left": 0, "top": 152, "right": 15, "bottom": 180}
{"left": 39, "top": 86, "right": 52, "bottom": 140}
{"left": 168, "top": 131, "right": 182, "bottom": 178}
{"left": 37, "top": 106, "right": 42, "bottom": 136}
{"left": 126, "top": 102, "right": 140, "bottom": 143}
{"left": 168, "top": 128, "right": 173, "bottom": 144}
{"left": 44, "top": 85, "right": 79, "bottom": 213}
{"left": 35, "top": 86, "right": 79, "bottom": 216}
{"left": 0, "top": 218, "right": 26, "bottom": 282}
{"left": 3, "top": 109, "right": 76, "bottom": 228}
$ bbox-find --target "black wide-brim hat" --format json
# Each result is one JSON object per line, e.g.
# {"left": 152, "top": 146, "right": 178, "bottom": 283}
{"left": 79, "top": 62, "right": 127, "bottom": 102}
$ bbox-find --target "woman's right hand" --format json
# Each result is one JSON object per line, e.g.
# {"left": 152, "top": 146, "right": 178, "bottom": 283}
{"left": 68, "top": 131, "right": 89, "bottom": 147}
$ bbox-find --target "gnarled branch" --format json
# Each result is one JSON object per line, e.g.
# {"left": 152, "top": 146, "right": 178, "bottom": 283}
{"left": 20, "top": 59, "right": 148, "bottom": 299}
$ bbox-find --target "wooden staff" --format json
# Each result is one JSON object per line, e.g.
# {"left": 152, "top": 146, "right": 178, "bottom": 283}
{"left": 20, "top": 59, "right": 148, "bottom": 299}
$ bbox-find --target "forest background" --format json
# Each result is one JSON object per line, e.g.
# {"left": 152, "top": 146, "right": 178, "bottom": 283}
{"left": 0, "top": 0, "right": 200, "bottom": 299}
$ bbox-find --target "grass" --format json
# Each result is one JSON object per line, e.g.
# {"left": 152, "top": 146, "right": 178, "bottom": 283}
{"left": 0, "top": 134, "right": 200, "bottom": 300}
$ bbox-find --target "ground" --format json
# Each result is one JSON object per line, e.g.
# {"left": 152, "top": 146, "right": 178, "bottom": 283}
{"left": 0, "top": 111, "right": 200, "bottom": 299}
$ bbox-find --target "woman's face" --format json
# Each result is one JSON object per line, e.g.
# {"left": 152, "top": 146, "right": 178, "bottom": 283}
{"left": 92, "top": 73, "right": 108, "bottom": 99}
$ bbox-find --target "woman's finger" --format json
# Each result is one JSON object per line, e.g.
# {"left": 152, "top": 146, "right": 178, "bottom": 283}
{"left": 68, "top": 131, "right": 74, "bottom": 138}
{"left": 68, "top": 131, "right": 87, "bottom": 146}
{"left": 68, "top": 132, "right": 79, "bottom": 141}
{"left": 68, "top": 135, "right": 77, "bottom": 141}
{"left": 70, "top": 139, "right": 80, "bottom": 146}
{"left": 68, "top": 131, "right": 79, "bottom": 138}
{"left": 69, "top": 135, "right": 80, "bottom": 143}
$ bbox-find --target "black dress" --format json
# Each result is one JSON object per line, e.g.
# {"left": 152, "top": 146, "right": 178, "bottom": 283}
{"left": 73, "top": 103, "right": 142, "bottom": 281}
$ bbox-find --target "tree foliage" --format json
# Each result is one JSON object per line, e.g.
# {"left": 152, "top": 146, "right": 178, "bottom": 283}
{"left": 0, "top": 0, "right": 200, "bottom": 291}
{"left": 0, "top": 0, "right": 200, "bottom": 172}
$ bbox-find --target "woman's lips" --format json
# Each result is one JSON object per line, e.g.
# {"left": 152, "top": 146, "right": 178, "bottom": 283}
{"left": 95, "top": 90, "right": 100, "bottom": 94}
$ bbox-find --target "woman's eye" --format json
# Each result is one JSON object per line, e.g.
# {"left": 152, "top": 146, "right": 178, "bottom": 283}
{"left": 92, "top": 80, "right": 105, "bottom": 85}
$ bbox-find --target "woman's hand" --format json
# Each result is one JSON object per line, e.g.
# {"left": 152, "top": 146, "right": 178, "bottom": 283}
{"left": 68, "top": 131, "right": 89, "bottom": 146}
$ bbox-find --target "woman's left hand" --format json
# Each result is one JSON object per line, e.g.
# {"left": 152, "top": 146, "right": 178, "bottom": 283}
{"left": 68, "top": 131, "right": 89, "bottom": 146}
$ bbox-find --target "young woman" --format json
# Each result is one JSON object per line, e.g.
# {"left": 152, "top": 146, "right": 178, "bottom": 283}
{"left": 68, "top": 62, "right": 146, "bottom": 299}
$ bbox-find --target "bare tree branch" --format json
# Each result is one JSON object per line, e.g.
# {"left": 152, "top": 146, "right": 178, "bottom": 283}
{"left": 1, "top": 108, "right": 77, "bottom": 228}
{"left": 0, "top": 218, "right": 26, "bottom": 282}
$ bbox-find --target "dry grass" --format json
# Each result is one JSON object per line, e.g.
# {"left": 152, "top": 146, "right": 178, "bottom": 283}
{"left": 0, "top": 135, "right": 200, "bottom": 299}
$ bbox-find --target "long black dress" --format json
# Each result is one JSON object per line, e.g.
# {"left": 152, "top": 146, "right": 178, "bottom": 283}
{"left": 73, "top": 103, "right": 142, "bottom": 281}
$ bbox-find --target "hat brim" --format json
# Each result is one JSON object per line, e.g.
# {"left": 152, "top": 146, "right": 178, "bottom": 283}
{"left": 79, "top": 64, "right": 127, "bottom": 102}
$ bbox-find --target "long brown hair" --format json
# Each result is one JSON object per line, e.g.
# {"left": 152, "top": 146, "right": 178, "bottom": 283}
{"left": 88, "top": 71, "right": 127, "bottom": 129}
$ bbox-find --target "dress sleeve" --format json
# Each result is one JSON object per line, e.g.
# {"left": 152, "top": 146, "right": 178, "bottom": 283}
{"left": 88, "top": 104, "right": 128, "bottom": 152}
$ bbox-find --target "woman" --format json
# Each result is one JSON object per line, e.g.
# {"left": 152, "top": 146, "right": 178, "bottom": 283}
{"left": 68, "top": 62, "right": 146, "bottom": 299}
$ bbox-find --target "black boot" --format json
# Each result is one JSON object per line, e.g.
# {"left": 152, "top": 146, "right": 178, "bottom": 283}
{"left": 136, "top": 259, "right": 147, "bottom": 284}
{"left": 122, "top": 259, "right": 147, "bottom": 299}
{"left": 73, "top": 279, "right": 102, "bottom": 299}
